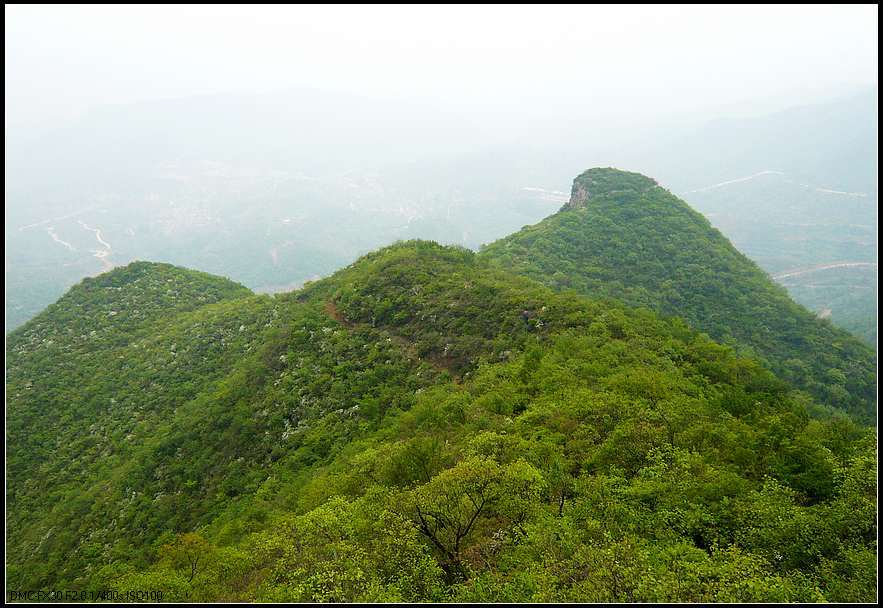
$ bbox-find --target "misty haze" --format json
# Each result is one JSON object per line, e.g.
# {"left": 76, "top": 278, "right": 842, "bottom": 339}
{"left": 5, "top": 4, "right": 878, "bottom": 604}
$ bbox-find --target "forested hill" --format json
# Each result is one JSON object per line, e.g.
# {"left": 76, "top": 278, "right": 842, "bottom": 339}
{"left": 480, "top": 168, "right": 876, "bottom": 422}
{"left": 6, "top": 243, "right": 877, "bottom": 602}
{"left": 9, "top": 261, "right": 252, "bottom": 348}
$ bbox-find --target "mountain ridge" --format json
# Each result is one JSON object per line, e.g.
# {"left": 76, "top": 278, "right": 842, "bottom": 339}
{"left": 481, "top": 168, "right": 876, "bottom": 421}
{"left": 5, "top": 170, "right": 877, "bottom": 602}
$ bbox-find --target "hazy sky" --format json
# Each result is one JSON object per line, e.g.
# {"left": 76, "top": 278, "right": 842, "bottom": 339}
{"left": 5, "top": 4, "right": 878, "bottom": 136}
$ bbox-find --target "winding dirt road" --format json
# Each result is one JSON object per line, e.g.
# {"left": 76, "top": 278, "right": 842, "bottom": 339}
{"left": 78, "top": 220, "right": 114, "bottom": 272}
{"left": 773, "top": 262, "right": 877, "bottom": 280}
{"left": 684, "top": 171, "right": 869, "bottom": 198}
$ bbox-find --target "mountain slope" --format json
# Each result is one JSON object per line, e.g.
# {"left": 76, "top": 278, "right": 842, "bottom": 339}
{"left": 678, "top": 169, "right": 877, "bottom": 346}
{"left": 480, "top": 168, "right": 876, "bottom": 421}
{"left": 6, "top": 243, "right": 877, "bottom": 602}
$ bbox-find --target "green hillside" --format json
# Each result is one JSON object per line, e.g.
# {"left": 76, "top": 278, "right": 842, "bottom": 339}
{"left": 6, "top": 243, "right": 876, "bottom": 602}
{"left": 480, "top": 168, "right": 876, "bottom": 421}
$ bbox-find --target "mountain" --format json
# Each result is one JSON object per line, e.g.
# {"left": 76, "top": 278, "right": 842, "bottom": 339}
{"left": 6, "top": 236, "right": 877, "bottom": 601}
{"left": 480, "top": 168, "right": 876, "bottom": 422}
{"left": 8, "top": 89, "right": 875, "bottom": 338}
{"left": 6, "top": 90, "right": 875, "bottom": 350}
{"left": 679, "top": 171, "right": 877, "bottom": 346}
{"left": 3, "top": 87, "right": 554, "bottom": 332}
{"left": 520, "top": 91, "right": 878, "bottom": 345}
{"left": 635, "top": 92, "right": 879, "bottom": 347}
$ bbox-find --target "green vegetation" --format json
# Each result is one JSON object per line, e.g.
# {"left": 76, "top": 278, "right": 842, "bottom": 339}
{"left": 481, "top": 168, "right": 876, "bottom": 421}
{"left": 680, "top": 170, "right": 877, "bottom": 347}
{"left": 6, "top": 237, "right": 877, "bottom": 602}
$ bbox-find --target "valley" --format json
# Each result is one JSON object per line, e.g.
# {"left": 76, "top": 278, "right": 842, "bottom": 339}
{"left": 6, "top": 93, "right": 877, "bottom": 348}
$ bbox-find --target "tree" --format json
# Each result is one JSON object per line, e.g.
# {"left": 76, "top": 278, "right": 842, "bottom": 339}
{"left": 163, "top": 532, "right": 212, "bottom": 583}
{"left": 406, "top": 456, "right": 544, "bottom": 580}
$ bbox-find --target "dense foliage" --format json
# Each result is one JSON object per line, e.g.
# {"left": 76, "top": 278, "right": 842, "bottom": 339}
{"left": 480, "top": 168, "right": 876, "bottom": 421}
{"left": 679, "top": 170, "right": 877, "bottom": 346}
{"left": 6, "top": 242, "right": 877, "bottom": 602}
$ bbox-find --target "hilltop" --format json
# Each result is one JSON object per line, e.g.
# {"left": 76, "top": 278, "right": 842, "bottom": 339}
{"left": 481, "top": 168, "right": 876, "bottom": 421}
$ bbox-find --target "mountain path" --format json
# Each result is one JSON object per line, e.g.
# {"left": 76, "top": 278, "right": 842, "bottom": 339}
{"left": 324, "top": 300, "right": 461, "bottom": 380}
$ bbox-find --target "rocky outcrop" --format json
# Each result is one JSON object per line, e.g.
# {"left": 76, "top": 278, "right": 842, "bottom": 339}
{"left": 561, "top": 167, "right": 660, "bottom": 211}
